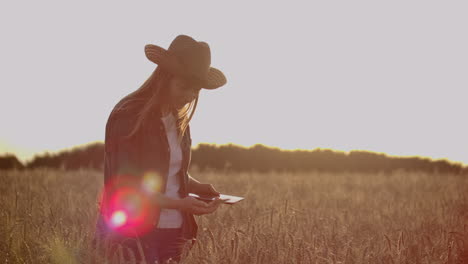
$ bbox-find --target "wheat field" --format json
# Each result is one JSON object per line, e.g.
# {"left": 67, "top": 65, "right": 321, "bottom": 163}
{"left": 0, "top": 168, "right": 467, "bottom": 263}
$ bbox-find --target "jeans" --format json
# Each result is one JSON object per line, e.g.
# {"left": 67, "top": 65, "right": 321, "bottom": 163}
{"left": 94, "top": 217, "right": 189, "bottom": 263}
{"left": 139, "top": 228, "right": 186, "bottom": 263}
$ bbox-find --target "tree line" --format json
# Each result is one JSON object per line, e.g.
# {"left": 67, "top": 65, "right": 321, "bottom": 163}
{"left": 1, "top": 142, "right": 466, "bottom": 174}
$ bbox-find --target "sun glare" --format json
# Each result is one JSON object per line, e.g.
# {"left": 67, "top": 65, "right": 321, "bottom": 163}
{"left": 141, "top": 171, "right": 162, "bottom": 194}
{"left": 111, "top": 210, "right": 127, "bottom": 228}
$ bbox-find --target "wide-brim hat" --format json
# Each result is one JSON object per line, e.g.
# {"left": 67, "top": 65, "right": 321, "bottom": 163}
{"left": 145, "top": 35, "right": 227, "bottom": 89}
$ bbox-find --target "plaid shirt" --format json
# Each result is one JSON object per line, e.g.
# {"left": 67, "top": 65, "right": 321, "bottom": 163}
{"left": 96, "top": 96, "right": 197, "bottom": 244}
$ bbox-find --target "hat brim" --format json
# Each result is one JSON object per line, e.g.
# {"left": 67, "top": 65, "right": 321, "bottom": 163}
{"left": 145, "top": 44, "right": 227, "bottom": 89}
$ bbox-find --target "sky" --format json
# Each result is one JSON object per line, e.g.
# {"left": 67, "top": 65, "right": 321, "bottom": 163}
{"left": 0, "top": 1, "right": 467, "bottom": 165}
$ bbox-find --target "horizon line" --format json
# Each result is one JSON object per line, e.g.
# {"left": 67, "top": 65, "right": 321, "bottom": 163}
{"left": 1, "top": 140, "right": 466, "bottom": 167}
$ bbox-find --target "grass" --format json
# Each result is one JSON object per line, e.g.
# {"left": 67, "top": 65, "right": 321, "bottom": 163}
{"left": 0, "top": 168, "right": 467, "bottom": 263}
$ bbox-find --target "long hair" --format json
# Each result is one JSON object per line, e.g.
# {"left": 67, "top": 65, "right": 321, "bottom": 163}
{"left": 115, "top": 67, "right": 198, "bottom": 143}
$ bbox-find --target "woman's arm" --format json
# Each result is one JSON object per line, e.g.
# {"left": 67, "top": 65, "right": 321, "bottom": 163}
{"left": 187, "top": 173, "right": 201, "bottom": 193}
{"left": 153, "top": 192, "right": 184, "bottom": 209}
{"left": 152, "top": 192, "right": 223, "bottom": 215}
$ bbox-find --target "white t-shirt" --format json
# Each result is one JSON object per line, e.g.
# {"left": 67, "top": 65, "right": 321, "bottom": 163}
{"left": 157, "top": 112, "right": 183, "bottom": 228}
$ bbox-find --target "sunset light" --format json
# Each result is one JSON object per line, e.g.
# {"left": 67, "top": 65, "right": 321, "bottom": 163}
{"left": 110, "top": 210, "right": 127, "bottom": 228}
{"left": 1, "top": 2, "right": 467, "bottom": 166}
{"left": 101, "top": 175, "right": 158, "bottom": 237}
{"left": 1, "top": 1, "right": 468, "bottom": 263}
{"left": 141, "top": 171, "right": 163, "bottom": 194}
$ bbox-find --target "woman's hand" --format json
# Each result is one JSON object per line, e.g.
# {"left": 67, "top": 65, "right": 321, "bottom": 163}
{"left": 177, "top": 196, "right": 224, "bottom": 215}
{"left": 193, "top": 183, "right": 220, "bottom": 197}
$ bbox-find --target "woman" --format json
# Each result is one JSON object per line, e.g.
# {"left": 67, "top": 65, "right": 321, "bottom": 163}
{"left": 94, "top": 35, "right": 227, "bottom": 263}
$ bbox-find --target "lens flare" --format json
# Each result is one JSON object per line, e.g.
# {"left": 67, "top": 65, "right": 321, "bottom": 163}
{"left": 111, "top": 210, "right": 127, "bottom": 227}
{"left": 142, "top": 171, "right": 162, "bottom": 194}
{"left": 98, "top": 173, "right": 161, "bottom": 237}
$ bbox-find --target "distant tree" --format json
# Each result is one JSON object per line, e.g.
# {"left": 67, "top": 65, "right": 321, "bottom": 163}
{"left": 0, "top": 154, "right": 24, "bottom": 170}
{"left": 26, "top": 142, "right": 104, "bottom": 170}
{"left": 190, "top": 144, "right": 467, "bottom": 174}
{"left": 17, "top": 141, "right": 468, "bottom": 174}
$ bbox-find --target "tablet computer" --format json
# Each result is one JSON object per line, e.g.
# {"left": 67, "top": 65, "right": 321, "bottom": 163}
{"left": 188, "top": 193, "right": 244, "bottom": 205}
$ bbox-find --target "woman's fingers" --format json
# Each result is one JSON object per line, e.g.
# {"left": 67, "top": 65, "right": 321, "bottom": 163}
{"left": 205, "top": 198, "right": 223, "bottom": 209}
{"left": 208, "top": 185, "right": 220, "bottom": 196}
{"left": 181, "top": 195, "right": 227, "bottom": 215}
{"left": 191, "top": 198, "right": 225, "bottom": 215}
{"left": 198, "top": 183, "right": 220, "bottom": 196}
{"left": 192, "top": 206, "right": 214, "bottom": 215}
{"left": 191, "top": 198, "right": 209, "bottom": 208}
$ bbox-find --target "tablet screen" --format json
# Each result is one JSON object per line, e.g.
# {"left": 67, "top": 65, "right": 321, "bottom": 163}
{"left": 188, "top": 193, "right": 244, "bottom": 204}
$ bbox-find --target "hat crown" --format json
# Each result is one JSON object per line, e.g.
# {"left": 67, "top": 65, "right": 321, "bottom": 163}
{"left": 167, "top": 35, "right": 211, "bottom": 81}
{"left": 144, "top": 34, "right": 226, "bottom": 89}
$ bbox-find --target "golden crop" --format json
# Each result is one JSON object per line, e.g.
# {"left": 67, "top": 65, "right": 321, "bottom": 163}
{"left": 0, "top": 168, "right": 467, "bottom": 263}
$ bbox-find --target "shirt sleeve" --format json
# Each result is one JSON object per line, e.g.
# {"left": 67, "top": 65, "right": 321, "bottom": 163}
{"left": 104, "top": 112, "right": 139, "bottom": 184}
